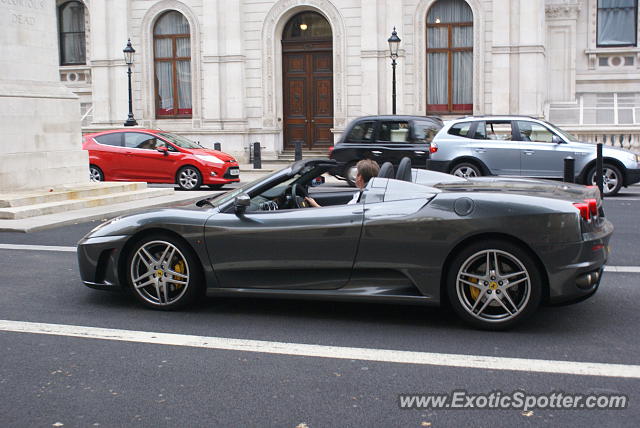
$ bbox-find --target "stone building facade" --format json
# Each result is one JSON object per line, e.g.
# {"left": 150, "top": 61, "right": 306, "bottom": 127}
{"left": 57, "top": 0, "right": 640, "bottom": 161}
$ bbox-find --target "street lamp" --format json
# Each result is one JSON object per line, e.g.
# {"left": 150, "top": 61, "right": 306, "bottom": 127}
{"left": 123, "top": 39, "right": 138, "bottom": 126}
{"left": 387, "top": 27, "right": 401, "bottom": 115}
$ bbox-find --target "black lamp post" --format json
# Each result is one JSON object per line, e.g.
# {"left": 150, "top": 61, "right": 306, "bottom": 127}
{"left": 387, "top": 27, "right": 401, "bottom": 115}
{"left": 123, "top": 39, "right": 138, "bottom": 126}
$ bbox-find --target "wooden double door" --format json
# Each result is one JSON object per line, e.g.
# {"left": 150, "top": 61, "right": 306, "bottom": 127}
{"left": 283, "top": 41, "right": 333, "bottom": 150}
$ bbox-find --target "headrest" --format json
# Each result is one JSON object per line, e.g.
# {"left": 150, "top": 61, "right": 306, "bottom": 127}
{"left": 378, "top": 162, "right": 395, "bottom": 179}
{"left": 395, "top": 157, "right": 412, "bottom": 182}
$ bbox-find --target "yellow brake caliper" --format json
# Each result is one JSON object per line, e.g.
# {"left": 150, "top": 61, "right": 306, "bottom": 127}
{"left": 172, "top": 260, "right": 186, "bottom": 289}
{"left": 469, "top": 277, "right": 480, "bottom": 300}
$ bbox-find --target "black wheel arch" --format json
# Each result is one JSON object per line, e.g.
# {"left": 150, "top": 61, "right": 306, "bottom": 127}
{"left": 449, "top": 157, "right": 491, "bottom": 176}
{"left": 578, "top": 157, "right": 627, "bottom": 185}
{"left": 439, "top": 232, "right": 551, "bottom": 307}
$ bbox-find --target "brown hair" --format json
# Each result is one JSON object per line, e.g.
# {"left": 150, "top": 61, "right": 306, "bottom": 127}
{"left": 356, "top": 159, "right": 380, "bottom": 184}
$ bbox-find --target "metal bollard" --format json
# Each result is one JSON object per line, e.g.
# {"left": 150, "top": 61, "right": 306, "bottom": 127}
{"left": 214, "top": 142, "right": 221, "bottom": 151}
{"left": 596, "top": 143, "right": 604, "bottom": 197}
{"left": 253, "top": 142, "right": 262, "bottom": 169}
{"left": 294, "top": 141, "right": 303, "bottom": 161}
{"left": 563, "top": 156, "right": 575, "bottom": 183}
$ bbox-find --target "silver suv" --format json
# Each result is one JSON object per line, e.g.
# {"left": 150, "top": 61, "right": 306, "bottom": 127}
{"left": 429, "top": 115, "right": 640, "bottom": 195}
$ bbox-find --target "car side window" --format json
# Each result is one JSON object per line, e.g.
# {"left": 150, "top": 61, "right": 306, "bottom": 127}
{"left": 448, "top": 122, "right": 473, "bottom": 138}
{"left": 378, "top": 121, "right": 410, "bottom": 143}
{"left": 477, "top": 121, "right": 513, "bottom": 141}
{"left": 516, "top": 121, "right": 555, "bottom": 143}
{"left": 413, "top": 121, "right": 441, "bottom": 143}
{"left": 94, "top": 133, "right": 123, "bottom": 147}
{"left": 124, "top": 133, "right": 160, "bottom": 150}
{"left": 346, "top": 121, "right": 376, "bottom": 142}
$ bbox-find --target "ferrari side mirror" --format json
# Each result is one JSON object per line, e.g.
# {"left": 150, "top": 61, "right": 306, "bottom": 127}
{"left": 234, "top": 193, "right": 250, "bottom": 215}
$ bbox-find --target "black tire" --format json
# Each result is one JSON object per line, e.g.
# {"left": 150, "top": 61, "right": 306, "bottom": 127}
{"left": 126, "top": 233, "right": 203, "bottom": 310}
{"left": 176, "top": 166, "right": 202, "bottom": 190}
{"left": 587, "top": 163, "right": 623, "bottom": 196}
{"left": 89, "top": 165, "right": 104, "bottom": 182}
{"left": 446, "top": 240, "right": 542, "bottom": 330}
{"left": 344, "top": 162, "right": 358, "bottom": 187}
{"left": 450, "top": 162, "right": 482, "bottom": 178}
{"left": 207, "top": 184, "right": 224, "bottom": 190}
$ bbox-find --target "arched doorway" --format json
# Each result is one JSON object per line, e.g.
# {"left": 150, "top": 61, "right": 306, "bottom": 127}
{"left": 282, "top": 11, "right": 333, "bottom": 150}
{"left": 426, "top": 0, "right": 473, "bottom": 114}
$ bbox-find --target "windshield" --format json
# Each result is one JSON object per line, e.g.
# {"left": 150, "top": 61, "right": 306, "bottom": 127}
{"left": 541, "top": 121, "right": 580, "bottom": 142}
{"left": 158, "top": 132, "right": 203, "bottom": 149}
{"left": 207, "top": 169, "right": 287, "bottom": 207}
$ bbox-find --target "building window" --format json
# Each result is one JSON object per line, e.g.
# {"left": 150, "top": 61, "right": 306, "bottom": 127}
{"left": 58, "top": 1, "right": 86, "bottom": 65}
{"left": 426, "top": 0, "right": 473, "bottom": 114}
{"left": 597, "top": 0, "right": 638, "bottom": 47}
{"left": 154, "top": 11, "right": 192, "bottom": 118}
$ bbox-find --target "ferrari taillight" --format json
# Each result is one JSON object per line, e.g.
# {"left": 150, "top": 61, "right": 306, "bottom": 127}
{"left": 430, "top": 143, "right": 438, "bottom": 154}
{"left": 573, "top": 202, "right": 591, "bottom": 221}
{"left": 584, "top": 198, "right": 598, "bottom": 217}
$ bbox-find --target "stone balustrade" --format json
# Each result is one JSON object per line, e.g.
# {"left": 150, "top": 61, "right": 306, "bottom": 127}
{"left": 562, "top": 127, "right": 640, "bottom": 153}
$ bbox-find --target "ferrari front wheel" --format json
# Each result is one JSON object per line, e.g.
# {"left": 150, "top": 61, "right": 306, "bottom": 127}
{"left": 447, "top": 240, "right": 542, "bottom": 330}
{"left": 126, "top": 234, "right": 203, "bottom": 310}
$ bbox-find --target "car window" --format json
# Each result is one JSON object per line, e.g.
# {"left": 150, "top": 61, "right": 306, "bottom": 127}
{"left": 516, "top": 121, "right": 555, "bottom": 143}
{"left": 378, "top": 121, "right": 410, "bottom": 143}
{"left": 124, "top": 133, "right": 161, "bottom": 150}
{"left": 448, "top": 122, "right": 472, "bottom": 138}
{"left": 346, "top": 121, "right": 375, "bottom": 142}
{"left": 94, "top": 133, "right": 122, "bottom": 147}
{"left": 476, "top": 121, "right": 513, "bottom": 141}
{"left": 413, "top": 121, "right": 441, "bottom": 143}
{"left": 158, "top": 132, "right": 203, "bottom": 149}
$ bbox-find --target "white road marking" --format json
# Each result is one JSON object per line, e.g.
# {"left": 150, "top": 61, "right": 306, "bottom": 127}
{"left": 1, "top": 319, "right": 639, "bottom": 379}
{"left": 1, "top": 244, "right": 639, "bottom": 274}
{"left": 0, "top": 243, "right": 76, "bottom": 252}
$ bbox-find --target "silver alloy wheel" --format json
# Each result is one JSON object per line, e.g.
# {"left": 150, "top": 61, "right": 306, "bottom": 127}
{"left": 452, "top": 165, "right": 479, "bottom": 178}
{"left": 130, "top": 240, "right": 190, "bottom": 306}
{"left": 89, "top": 166, "right": 103, "bottom": 182}
{"left": 455, "top": 249, "right": 531, "bottom": 323}
{"left": 590, "top": 167, "right": 619, "bottom": 195}
{"left": 178, "top": 167, "right": 200, "bottom": 190}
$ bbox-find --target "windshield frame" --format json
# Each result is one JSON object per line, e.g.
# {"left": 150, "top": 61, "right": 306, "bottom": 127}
{"left": 158, "top": 132, "right": 203, "bottom": 149}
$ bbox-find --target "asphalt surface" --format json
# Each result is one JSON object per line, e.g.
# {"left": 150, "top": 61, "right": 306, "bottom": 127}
{"left": 1, "top": 183, "right": 639, "bottom": 427}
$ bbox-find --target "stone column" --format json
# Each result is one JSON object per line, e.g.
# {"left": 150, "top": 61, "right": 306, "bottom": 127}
{"left": 0, "top": 0, "right": 89, "bottom": 191}
{"left": 545, "top": 1, "right": 580, "bottom": 102}
{"left": 360, "top": 0, "right": 380, "bottom": 115}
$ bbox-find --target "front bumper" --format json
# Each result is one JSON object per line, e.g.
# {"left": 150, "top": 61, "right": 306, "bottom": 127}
{"left": 202, "top": 163, "right": 240, "bottom": 185}
{"left": 536, "top": 219, "right": 613, "bottom": 304}
{"left": 77, "top": 234, "right": 129, "bottom": 291}
{"left": 625, "top": 167, "right": 640, "bottom": 186}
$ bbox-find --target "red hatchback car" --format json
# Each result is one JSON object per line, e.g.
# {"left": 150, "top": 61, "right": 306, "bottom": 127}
{"left": 82, "top": 129, "right": 240, "bottom": 190}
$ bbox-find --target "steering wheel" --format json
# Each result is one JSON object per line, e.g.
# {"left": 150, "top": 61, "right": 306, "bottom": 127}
{"left": 289, "top": 183, "right": 309, "bottom": 208}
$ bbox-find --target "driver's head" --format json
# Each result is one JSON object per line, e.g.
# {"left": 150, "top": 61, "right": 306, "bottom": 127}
{"left": 355, "top": 159, "right": 380, "bottom": 189}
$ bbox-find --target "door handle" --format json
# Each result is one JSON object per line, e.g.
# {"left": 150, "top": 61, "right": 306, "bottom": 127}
{"left": 371, "top": 150, "right": 382, "bottom": 155}
{"left": 474, "top": 148, "right": 486, "bottom": 153}
{"left": 311, "top": 119, "right": 315, "bottom": 123}
{"left": 414, "top": 151, "right": 426, "bottom": 155}
{"left": 523, "top": 150, "right": 535, "bottom": 155}
{"left": 304, "top": 120, "right": 308, "bottom": 123}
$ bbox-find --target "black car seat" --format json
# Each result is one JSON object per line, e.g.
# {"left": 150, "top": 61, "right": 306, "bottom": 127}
{"left": 396, "top": 157, "right": 412, "bottom": 182}
{"left": 378, "top": 162, "right": 395, "bottom": 178}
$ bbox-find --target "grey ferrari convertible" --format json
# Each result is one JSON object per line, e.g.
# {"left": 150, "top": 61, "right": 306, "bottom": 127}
{"left": 77, "top": 158, "right": 613, "bottom": 329}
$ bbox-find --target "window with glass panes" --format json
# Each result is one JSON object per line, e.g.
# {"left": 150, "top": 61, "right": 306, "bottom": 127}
{"left": 58, "top": 1, "right": 86, "bottom": 65}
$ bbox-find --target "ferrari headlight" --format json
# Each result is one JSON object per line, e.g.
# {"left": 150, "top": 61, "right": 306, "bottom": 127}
{"left": 195, "top": 154, "right": 223, "bottom": 164}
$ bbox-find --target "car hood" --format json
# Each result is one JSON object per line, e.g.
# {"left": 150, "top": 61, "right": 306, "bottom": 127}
{"left": 182, "top": 148, "right": 237, "bottom": 162}
{"left": 434, "top": 177, "right": 600, "bottom": 203}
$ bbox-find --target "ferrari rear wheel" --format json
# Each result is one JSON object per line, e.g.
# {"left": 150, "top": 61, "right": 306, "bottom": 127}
{"left": 126, "top": 234, "right": 203, "bottom": 310}
{"left": 447, "top": 240, "right": 542, "bottom": 330}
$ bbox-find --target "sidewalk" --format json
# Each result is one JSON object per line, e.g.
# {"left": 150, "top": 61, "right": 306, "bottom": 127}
{"left": 0, "top": 163, "right": 285, "bottom": 233}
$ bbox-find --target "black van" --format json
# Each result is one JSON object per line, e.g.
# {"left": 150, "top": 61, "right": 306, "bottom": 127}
{"left": 329, "top": 115, "right": 443, "bottom": 186}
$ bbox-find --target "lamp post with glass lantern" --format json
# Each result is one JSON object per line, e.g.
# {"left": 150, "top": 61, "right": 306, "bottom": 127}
{"left": 387, "top": 27, "right": 401, "bottom": 115}
{"left": 123, "top": 39, "right": 138, "bottom": 126}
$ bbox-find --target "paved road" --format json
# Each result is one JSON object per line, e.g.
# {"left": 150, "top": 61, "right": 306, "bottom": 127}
{"left": 0, "top": 185, "right": 639, "bottom": 427}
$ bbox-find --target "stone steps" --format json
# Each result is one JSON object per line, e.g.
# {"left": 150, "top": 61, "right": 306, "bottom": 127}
{"left": 0, "top": 184, "right": 174, "bottom": 220}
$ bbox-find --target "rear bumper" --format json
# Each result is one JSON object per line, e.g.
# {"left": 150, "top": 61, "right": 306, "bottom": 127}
{"left": 535, "top": 219, "right": 613, "bottom": 304}
{"left": 427, "top": 160, "right": 451, "bottom": 174}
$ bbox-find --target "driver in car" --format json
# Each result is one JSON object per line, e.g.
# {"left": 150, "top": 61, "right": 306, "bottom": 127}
{"left": 305, "top": 159, "right": 380, "bottom": 207}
